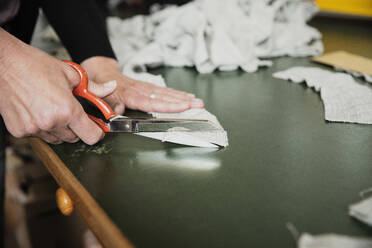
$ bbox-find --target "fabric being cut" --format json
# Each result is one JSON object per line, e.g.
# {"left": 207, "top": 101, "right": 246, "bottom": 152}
{"left": 107, "top": 0, "right": 323, "bottom": 74}
{"left": 129, "top": 72, "right": 228, "bottom": 148}
{"left": 349, "top": 196, "right": 372, "bottom": 227}
{"left": 298, "top": 233, "right": 372, "bottom": 248}
{"left": 143, "top": 108, "right": 229, "bottom": 148}
{"left": 273, "top": 67, "right": 372, "bottom": 124}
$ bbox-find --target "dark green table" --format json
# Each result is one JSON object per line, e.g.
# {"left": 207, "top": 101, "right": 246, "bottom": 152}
{"left": 31, "top": 17, "right": 372, "bottom": 248}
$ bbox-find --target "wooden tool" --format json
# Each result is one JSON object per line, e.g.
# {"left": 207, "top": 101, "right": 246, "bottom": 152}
{"left": 56, "top": 188, "right": 74, "bottom": 216}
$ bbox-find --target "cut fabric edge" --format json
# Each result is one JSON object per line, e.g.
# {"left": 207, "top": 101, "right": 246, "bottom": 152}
{"left": 298, "top": 233, "right": 372, "bottom": 247}
{"left": 349, "top": 196, "right": 372, "bottom": 227}
{"left": 128, "top": 72, "right": 229, "bottom": 148}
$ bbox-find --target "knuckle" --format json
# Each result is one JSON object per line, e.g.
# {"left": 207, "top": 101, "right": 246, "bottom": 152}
{"left": 63, "top": 63, "right": 81, "bottom": 87}
{"left": 11, "top": 129, "right": 26, "bottom": 138}
{"left": 44, "top": 137, "right": 57, "bottom": 144}
{"left": 126, "top": 95, "right": 138, "bottom": 110}
{"left": 47, "top": 136, "right": 61, "bottom": 144}
{"left": 38, "top": 118, "right": 56, "bottom": 131}
{"left": 57, "top": 104, "right": 74, "bottom": 121}
{"left": 69, "top": 137, "right": 80, "bottom": 143}
{"left": 25, "top": 124, "right": 39, "bottom": 135}
{"left": 49, "top": 139, "right": 62, "bottom": 145}
{"left": 63, "top": 134, "right": 78, "bottom": 143}
{"left": 86, "top": 134, "right": 101, "bottom": 145}
{"left": 88, "top": 126, "right": 104, "bottom": 145}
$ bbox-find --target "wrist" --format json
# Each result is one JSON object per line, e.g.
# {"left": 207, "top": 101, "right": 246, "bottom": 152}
{"left": 81, "top": 56, "right": 121, "bottom": 83}
{"left": 0, "top": 29, "right": 25, "bottom": 73}
{"left": 0, "top": 29, "right": 36, "bottom": 93}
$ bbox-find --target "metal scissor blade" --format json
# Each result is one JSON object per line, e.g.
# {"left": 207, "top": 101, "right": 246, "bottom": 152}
{"left": 108, "top": 118, "right": 220, "bottom": 133}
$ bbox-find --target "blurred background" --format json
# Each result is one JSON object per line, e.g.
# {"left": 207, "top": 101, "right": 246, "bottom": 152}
{"left": 104, "top": 0, "right": 372, "bottom": 18}
{"left": 316, "top": 0, "right": 372, "bottom": 17}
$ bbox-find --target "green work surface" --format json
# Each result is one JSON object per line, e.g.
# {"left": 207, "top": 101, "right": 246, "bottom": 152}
{"left": 52, "top": 17, "right": 372, "bottom": 247}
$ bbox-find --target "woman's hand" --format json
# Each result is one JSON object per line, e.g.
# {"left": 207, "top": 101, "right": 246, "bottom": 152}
{"left": 81, "top": 56, "right": 204, "bottom": 115}
{"left": 0, "top": 29, "right": 116, "bottom": 144}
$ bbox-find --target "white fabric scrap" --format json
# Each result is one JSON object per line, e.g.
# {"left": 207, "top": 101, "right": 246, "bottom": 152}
{"left": 334, "top": 67, "right": 372, "bottom": 84}
{"left": 131, "top": 72, "right": 228, "bottom": 148}
{"left": 349, "top": 196, "right": 372, "bottom": 227}
{"left": 108, "top": 0, "right": 323, "bottom": 74}
{"left": 298, "top": 233, "right": 372, "bottom": 248}
{"left": 273, "top": 67, "right": 372, "bottom": 124}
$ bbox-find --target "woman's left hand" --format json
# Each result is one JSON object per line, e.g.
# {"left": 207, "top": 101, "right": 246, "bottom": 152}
{"left": 81, "top": 56, "right": 204, "bottom": 115}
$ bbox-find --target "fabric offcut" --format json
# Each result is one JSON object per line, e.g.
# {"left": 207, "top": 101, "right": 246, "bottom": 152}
{"left": 335, "top": 67, "right": 372, "bottom": 84}
{"left": 349, "top": 196, "right": 372, "bottom": 227}
{"left": 298, "top": 233, "right": 372, "bottom": 248}
{"left": 273, "top": 67, "right": 372, "bottom": 124}
{"left": 313, "top": 51, "right": 372, "bottom": 84}
{"left": 130, "top": 72, "right": 228, "bottom": 148}
{"left": 107, "top": 0, "right": 323, "bottom": 74}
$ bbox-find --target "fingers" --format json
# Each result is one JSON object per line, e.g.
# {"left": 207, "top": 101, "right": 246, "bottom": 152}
{"left": 62, "top": 62, "right": 82, "bottom": 88}
{"left": 114, "top": 103, "right": 125, "bottom": 115}
{"left": 126, "top": 93, "right": 191, "bottom": 113}
{"left": 153, "top": 90, "right": 205, "bottom": 108}
{"left": 83, "top": 74, "right": 205, "bottom": 115}
{"left": 89, "top": 79, "right": 125, "bottom": 114}
{"left": 134, "top": 83, "right": 196, "bottom": 101}
{"left": 50, "top": 127, "right": 79, "bottom": 143}
{"left": 69, "top": 106, "right": 104, "bottom": 145}
{"left": 161, "top": 87, "right": 196, "bottom": 101}
{"left": 88, "top": 80, "right": 117, "bottom": 98}
{"left": 190, "top": 98, "right": 204, "bottom": 108}
{"left": 37, "top": 131, "right": 63, "bottom": 145}
{"left": 3, "top": 108, "right": 63, "bottom": 145}
{"left": 128, "top": 83, "right": 204, "bottom": 110}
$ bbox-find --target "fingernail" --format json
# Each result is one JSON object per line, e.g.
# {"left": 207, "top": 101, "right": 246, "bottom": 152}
{"left": 187, "top": 93, "right": 195, "bottom": 98}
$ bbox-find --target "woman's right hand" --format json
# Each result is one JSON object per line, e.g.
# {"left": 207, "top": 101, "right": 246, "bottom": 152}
{"left": 0, "top": 29, "right": 115, "bottom": 145}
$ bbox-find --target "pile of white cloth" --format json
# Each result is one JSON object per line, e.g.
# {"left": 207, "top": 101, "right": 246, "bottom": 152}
{"left": 108, "top": 0, "right": 323, "bottom": 74}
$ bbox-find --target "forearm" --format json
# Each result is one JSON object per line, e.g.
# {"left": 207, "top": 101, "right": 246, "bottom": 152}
{"left": 0, "top": 28, "right": 79, "bottom": 91}
{"left": 0, "top": 28, "right": 21, "bottom": 65}
{"left": 40, "top": 0, "right": 116, "bottom": 63}
{"left": 0, "top": 28, "right": 27, "bottom": 80}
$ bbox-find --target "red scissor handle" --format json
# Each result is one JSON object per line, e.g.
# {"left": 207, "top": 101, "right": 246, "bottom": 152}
{"left": 63, "top": 60, "right": 116, "bottom": 121}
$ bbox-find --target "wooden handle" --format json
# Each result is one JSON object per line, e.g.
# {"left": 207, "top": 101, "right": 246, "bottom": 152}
{"left": 56, "top": 188, "right": 74, "bottom": 216}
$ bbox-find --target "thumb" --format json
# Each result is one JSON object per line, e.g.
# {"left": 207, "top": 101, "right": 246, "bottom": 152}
{"left": 88, "top": 80, "right": 117, "bottom": 98}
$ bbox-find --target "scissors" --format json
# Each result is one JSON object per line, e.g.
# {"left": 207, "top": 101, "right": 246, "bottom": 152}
{"left": 64, "top": 61, "right": 219, "bottom": 133}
